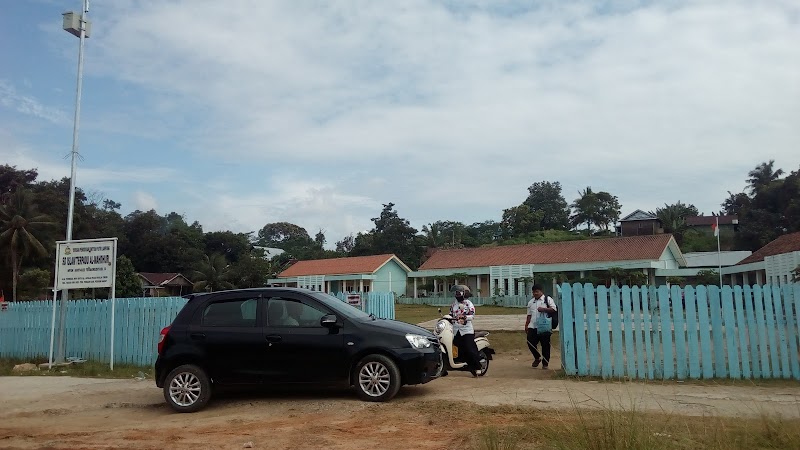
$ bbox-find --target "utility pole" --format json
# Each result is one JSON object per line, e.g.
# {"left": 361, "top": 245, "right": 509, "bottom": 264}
{"left": 57, "top": 0, "right": 91, "bottom": 363}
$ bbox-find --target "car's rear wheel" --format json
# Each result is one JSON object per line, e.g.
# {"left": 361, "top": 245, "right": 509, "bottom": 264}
{"left": 163, "top": 364, "right": 211, "bottom": 413}
{"left": 354, "top": 354, "right": 401, "bottom": 402}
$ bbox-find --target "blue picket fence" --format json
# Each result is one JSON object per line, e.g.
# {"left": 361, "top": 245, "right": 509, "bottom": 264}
{"left": 560, "top": 283, "right": 800, "bottom": 380}
{"left": 333, "top": 292, "right": 396, "bottom": 320}
{"left": 397, "top": 295, "right": 529, "bottom": 308}
{"left": 0, "top": 297, "right": 188, "bottom": 367}
{"left": 0, "top": 292, "right": 396, "bottom": 367}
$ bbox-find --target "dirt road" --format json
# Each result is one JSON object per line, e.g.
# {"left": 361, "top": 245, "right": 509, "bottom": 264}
{"left": 2, "top": 356, "right": 799, "bottom": 449}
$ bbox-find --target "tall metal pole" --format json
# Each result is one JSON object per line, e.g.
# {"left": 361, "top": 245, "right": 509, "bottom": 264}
{"left": 56, "top": 0, "right": 89, "bottom": 363}
{"left": 716, "top": 216, "right": 723, "bottom": 289}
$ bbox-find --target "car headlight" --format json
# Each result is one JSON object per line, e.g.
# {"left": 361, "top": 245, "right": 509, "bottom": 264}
{"left": 434, "top": 320, "right": 447, "bottom": 335}
{"left": 405, "top": 334, "right": 432, "bottom": 349}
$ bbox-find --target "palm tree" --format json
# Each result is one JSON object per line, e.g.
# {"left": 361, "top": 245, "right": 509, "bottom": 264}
{"left": 191, "top": 253, "right": 234, "bottom": 292}
{"left": 0, "top": 188, "right": 53, "bottom": 301}
{"left": 421, "top": 223, "right": 443, "bottom": 248}
{"left": 570, "top": 187, "right": 599, "bottom": 233}
{"left": 654, "top": 201, "right": 699, "bottom": 244}
{"left": 747, "top": 160, "right": 784, "bottom": 194}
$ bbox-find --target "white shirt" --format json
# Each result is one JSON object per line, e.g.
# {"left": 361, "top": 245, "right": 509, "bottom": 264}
{"left": 450, "top": 299, "right": 475, "bottom": 335}
{"left": 527, "top": 295, "right": 556, "bottom": 329}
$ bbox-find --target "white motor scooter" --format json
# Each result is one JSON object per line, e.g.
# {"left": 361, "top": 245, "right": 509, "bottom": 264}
{"left": 433, "top": 308, "right": 495, "bottom": 376}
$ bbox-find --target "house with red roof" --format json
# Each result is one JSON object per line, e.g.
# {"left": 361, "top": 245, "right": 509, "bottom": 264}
{"left": 721, "top": 231, "right": 800, "bottom": 287}
{"left": 138, "top": 272, "right": 193, "bottom": 297}
{"left": 411, "top": 234, "right": 687, "bottom": 298}
{"left": 686, "top": 215, "right": 739, "bottom": 233}
{"left": 269, "top": 254, "right": 412, "bottom": 295}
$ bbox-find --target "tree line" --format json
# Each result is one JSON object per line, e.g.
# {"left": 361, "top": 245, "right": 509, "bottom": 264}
{"left": 1, "top": 160, "right": 797, "bottom": 300}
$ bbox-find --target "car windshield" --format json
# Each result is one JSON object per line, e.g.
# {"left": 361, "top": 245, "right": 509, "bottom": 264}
{"left": 308, "top": 292, "right": 373, "bottom": 320}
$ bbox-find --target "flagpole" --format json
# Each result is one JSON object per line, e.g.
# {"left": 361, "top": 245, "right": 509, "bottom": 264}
{"left": 716, "top": 216, "right": 723, "bottom": 288}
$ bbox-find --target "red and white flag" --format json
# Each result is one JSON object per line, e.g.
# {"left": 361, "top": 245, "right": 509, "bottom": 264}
{"left": 711, "top": 219, "right": 720, "bottom": 237}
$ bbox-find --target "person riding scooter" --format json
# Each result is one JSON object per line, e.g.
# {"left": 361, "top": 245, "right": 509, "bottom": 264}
{"left": 449, "top": 285, "right": 481, "bottom": 377}
{"left": 433, "top": 285, "right": 495, "bottom": 377}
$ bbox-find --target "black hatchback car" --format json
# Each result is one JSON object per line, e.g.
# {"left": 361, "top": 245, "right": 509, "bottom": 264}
{"left": 155, "top": 287, "right": 442, "bottom": 412}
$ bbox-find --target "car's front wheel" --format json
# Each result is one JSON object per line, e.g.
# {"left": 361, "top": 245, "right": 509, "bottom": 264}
{"left": 353, "top": 354, "right": 401, "bottom": 402}
{"left": 163, "top": 364, "right": 211, "bottom": 413}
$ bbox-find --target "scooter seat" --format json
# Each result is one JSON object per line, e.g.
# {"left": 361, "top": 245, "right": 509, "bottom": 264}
{"left": 474, "top": 331, "right": 489, "bottom": 338}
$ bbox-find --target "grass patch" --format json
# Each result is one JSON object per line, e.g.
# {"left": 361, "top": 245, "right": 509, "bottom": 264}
{"left": 552, "top": 372, "right": 800, "bottom": 388}
{"left": 415, "top": 401, "right": 800, "bottom": 450}
{"left": 395, "top": 304, "right": 523, "bottom": 325}
{"left": 0, "top": 357, "right": 153, "bottom": 380}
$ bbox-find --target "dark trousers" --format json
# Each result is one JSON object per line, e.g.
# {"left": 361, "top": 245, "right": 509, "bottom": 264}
{"left": 527, "top": 328, "right": 551, "bottom": 364}
{"left": 453, "top": 331, "right": 481, "bottom": 370}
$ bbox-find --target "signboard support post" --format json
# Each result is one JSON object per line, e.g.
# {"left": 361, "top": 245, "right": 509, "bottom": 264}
{"left": 47, "top": 289, "right": 58, "bottom": 370}
{"left": 49, "top": 237, "right": 118, "bottom": 370}
{"left": 109, "top": 243, "right": 117, "bottom": 370}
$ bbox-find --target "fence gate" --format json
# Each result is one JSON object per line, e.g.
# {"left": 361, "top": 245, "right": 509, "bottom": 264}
{"left": 559, "top": 283, "right": 800, "bottom": 380}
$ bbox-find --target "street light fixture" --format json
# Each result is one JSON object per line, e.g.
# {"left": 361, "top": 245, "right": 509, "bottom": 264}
{"left": 56, "top": 0, "right": 91, "bottom": 363}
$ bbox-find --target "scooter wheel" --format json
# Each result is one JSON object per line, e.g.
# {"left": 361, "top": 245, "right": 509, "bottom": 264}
{"left": 477, "top": 350, "right": 490, "bottom": 376}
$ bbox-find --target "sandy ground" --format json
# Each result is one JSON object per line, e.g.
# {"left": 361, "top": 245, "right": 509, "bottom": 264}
{"left": 2, "top": 354, "right": 799, "bottom": 450}
{"left": 418, "top": 314, "right": 528, "bottom": 331}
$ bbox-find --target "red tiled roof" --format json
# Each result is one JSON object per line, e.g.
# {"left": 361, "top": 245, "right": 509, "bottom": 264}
{"left": 418, "top": 235, "right": 677, "bottom": 270}
{"left": 278, "top": 254, "right": 403, "bottom": 277}
{"left": 737, "top": 232, "right": 800, "bottom": 266}
{"left": 686, "top": 215, "right": 738, "bottom": 226}
{"left": 139, "top": 272, "right": 185, "bottom": 286}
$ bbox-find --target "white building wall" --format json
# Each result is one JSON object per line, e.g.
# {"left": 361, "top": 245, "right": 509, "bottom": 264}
{"left": 765, "top": 251, "right": 800, "bottom": 286}
{"left": 489, "top": 265, "right": 534, "bottom": 296}
{"left": 658, "top": 247, "right": 680, "bottom": 269}
{"left": 297, "top": 275, "right": 325, "bottom": 291}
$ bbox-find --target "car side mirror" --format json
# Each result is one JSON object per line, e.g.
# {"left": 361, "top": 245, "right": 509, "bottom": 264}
{"left": 320, "top": 314, "right": 339, "bottom": 328}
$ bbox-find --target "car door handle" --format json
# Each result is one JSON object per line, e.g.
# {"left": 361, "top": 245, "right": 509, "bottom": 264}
{"left": 190, "top": 333, "right": 206, "bottom": 340}
{"left": 265, "top": 334, "right": 282, "bottom": 343}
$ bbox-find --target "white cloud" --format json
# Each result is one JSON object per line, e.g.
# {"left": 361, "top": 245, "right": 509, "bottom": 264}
{"left": 179, "top": 174, "right": 379, "bottom": 246}
{"left": 87, "top": 1, "right": 799, "bottom": 211}
{"left": 9, "top": 0, "right": 800, "bottom": 237}
{"left": 0, "top": 133, "right": 178, "bottom": 187}
{"left": 132, "top": 190, "right": 158, "bottom": 211}
{"left": 0, "top": 79, "right": 70, "bottom": 126}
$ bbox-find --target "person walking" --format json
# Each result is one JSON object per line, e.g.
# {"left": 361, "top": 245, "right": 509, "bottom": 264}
{"left": 524, "top": 284, "right": 557, "bottom": 369}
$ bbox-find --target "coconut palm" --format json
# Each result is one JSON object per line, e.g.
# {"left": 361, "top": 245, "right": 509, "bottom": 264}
{"left": 747, "top": 160, "right": 784, "bottom": 194}
{"left": 421, "top": 223, "right": 443, "bottom": 248}
{"left": 653, "top": 201, "right": 699, "bottom": 244}
{"left": 191, "top": 253, "right": 234, "bottom": 292}
{"left": 570, "top": 187, "right": 599, "bottom": 232}
{"left": 0, "top": 188, "right": 53, "bottom": 301}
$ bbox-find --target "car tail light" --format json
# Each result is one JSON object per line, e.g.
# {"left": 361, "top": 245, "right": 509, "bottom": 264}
{"left": 158, "top": 326, "right": 171, "bottom": 354}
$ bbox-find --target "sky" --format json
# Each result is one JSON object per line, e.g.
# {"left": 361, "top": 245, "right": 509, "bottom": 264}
{"left": 2, "top": 0, "right": 798, "bottom": 247}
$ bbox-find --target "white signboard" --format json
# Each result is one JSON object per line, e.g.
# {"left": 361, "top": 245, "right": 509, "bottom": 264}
{"left": 55, "top": 238, "right": 117, "bottom": 290}
{"left": 346, "top": 294, "right": 362, "bottom": 308}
